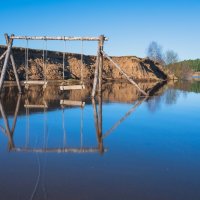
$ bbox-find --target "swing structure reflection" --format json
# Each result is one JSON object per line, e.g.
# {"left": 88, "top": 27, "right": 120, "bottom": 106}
{"left": 0, "top": 91, "right": 148, "bottom": 154}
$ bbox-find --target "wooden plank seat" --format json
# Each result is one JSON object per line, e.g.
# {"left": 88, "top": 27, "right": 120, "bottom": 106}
{"left": 24, "top": 104, "right": 48, "bottom": 109}
{"left": 24, "top": 81, "right": 48, "bottom": 90}
{"left": 60, "top": 100, "right": 85, "bottom": 107}
{"left": 24, "top": 99, "right": 48, "bottom": 109}
{"left": 60, "top": 84, "right": 85, "bottom": 90}
{"left": 24, "top": 80, "right": 48, "bottom": 85}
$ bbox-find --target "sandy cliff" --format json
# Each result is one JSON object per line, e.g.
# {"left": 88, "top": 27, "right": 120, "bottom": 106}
{"left": 0, "top": 46, "right": 175, "bottom": 81}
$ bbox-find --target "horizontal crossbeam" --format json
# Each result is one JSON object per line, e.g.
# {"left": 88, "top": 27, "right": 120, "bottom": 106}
{"left": 12, "top": 147, "right": 108, "bottom": 153}
{"left": 10, "top": 36, "right": 108, "bottom": 41}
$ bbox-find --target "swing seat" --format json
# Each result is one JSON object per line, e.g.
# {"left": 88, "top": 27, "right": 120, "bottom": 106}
{"left": 24, "top": 99, "right": 48, "bottom": 109}
{"left": 60, "top": 84, "right": 85, "bottom": 91}
{"left": 60, "top": 100, "right": 85, "bottom": 107}
{"left": 24, "top": 104, "right": 48, "bottom": 109}
{"left": 24, "top": 80, "right": 48, "bottom": 85}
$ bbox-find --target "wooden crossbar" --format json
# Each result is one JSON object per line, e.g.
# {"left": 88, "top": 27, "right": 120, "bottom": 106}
{"left": 10, "top": 36, "right": 108, "bottom": 41}
{"left": 60, "top": 85, "right": 85, "bottom": 90}
{"left": 11, "top": 147, "right": 108, "bottom": 153}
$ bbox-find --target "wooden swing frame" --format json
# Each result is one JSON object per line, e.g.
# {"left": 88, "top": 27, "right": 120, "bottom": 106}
{"left": 0, "top": 33, "right": 148, "bottom": 96}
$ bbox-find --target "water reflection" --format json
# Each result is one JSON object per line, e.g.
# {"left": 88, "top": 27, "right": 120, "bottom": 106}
{"left": 0, "top": 81, "right": 200, "bottom": 200}
{"left": 0, "top": 81, "right": 165, "bottom": 154}
{"left": 0, "top": 94, "right": 21, "bottom": 151}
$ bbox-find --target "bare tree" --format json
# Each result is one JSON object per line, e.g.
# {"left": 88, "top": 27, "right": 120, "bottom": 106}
{"left": 147, "top": 41, "right": 164, "bottom": 63}
{"left": 165, "top": 50, "right": 179, "bottom": 65}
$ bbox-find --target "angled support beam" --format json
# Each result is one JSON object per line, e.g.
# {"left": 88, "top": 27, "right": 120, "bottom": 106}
{"left": 5, "top": 34, "right": 22, "bottom": 93}
{"left": 0, "top": 95, "right": 21, "bottom": 150}
{"left": 0, "top": 100, "right": 15, "bottom": 149}
{"left": 0, "top": 36, "right": 13, "bottom": 92}
{"left": 0, "top": 50, "right": 7, "bottom": 61}
{"left": 103, "top": 97, "right": 147, "bottom": 139}
{"left": 102, "top": 51, "right": 148, "bottom": 96}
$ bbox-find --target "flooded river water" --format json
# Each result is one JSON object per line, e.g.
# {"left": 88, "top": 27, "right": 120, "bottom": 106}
{"left": 0, "top": 80, "right": 200, "bottom": 200}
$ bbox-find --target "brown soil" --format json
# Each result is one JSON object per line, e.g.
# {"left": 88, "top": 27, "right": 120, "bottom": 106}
{"left": 0, "top": 45, "right": 175, "bottom": 81}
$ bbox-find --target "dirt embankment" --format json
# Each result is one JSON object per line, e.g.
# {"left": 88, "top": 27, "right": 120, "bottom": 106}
{"left": 0, "top": 46, "right": 175, "bottom": 81}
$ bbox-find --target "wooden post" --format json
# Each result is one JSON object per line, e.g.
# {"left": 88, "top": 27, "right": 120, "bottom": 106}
{"left": 98, "top": 94, "right": 103, "bottom": 154}
{"left": 0, "top": 36, "right": 13, "bottom": 92}
{"left": 5, "top": 34, "right": 22, "bottom": 93}
{"left": 0, "top": 100, "right": 15, "bottom": 150}
{"left": 98, "top": 35, "right": 105, "bottom": 96}
{"left": 91, "top": 48, "right": 100, "bottom": 97}
{"left": 92, "top": 98, "right": 104, "bottom": 154}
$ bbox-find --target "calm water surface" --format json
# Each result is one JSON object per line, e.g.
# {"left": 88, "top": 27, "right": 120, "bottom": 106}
{"left": 0, "top": 81, "right": 200, "bottom": 200}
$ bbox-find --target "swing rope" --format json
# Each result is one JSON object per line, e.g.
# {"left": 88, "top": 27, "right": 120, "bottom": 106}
{"left": 81, "top": 40, "right": 83, "bottom": 84}
{"left": 62, "top": 108, "right": 67, "bottom": 147}
{"left": 80, "top": 105, "right": 84, "bottom": 148}
{"left": 25, "top": 39, "right": 29, "bottom": 82}
{"left": 25, "top": 100, "right": 30, "bottom": 148}
{"left": 63, "top": 40, "right": 66, "bottom": 80}
{"left": 45, "top": 39, "right": 47, "bottom": 82}
{"left": 42, "top": 40, "right": 45, "bottom": 81}
{"left": 43, "top": 39, "right": 48, "bottom": 83}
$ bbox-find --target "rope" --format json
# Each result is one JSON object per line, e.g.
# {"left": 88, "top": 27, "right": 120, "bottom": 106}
{"left": 42, "top": 39, "right": 47, "bottom": 82}
{"left": 43, "top": 40, "right": 45, "bottom": 81}
{"left": 29, "top": 138, "right": 41, "bottom": 200}
{"left": 42, "top": 101, "right": 48, "bottom": 200}
{"left": 63, "top": 40, "right": 66, "bottom": 80}
{"left": 25, "top": 39, "right": 29, "bottom": 82}
{"left": 43, "top": 102, "right": 48, "bottom": 149}
{"left": 81, "top": 40, "right": 83, "bottom": 84}
{"left": 80, "top": 107, "right": 83, "bottom": 148}
{"left": 25, "top": 101, "right": 30, "bottom": 148}
{"left": 45, "top": 40, "right": 47, "bottom": 82}
{"left": 62, "top": 108, "right": 66, "bottom": 147}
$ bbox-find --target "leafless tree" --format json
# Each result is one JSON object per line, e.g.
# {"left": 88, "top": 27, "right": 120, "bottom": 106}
{"left": 147, "top": 41, "right": 164, "bottom": 63}
{"left": 164, "top": 50, "right": 179, "bottom": 65}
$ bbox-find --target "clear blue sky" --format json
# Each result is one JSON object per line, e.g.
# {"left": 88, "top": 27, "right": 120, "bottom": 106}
{"left": 0, "top": 0, "right": 199, "bottom": 60}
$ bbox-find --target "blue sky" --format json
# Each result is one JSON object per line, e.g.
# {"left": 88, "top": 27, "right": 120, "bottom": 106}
{"left": 0, "top": 0, "right": 199, "bottom": 60}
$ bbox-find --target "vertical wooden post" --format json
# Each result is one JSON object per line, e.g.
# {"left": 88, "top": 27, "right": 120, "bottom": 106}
{"left": 97, "top": 94, "right": 103, "bottom": 154}
{"left": 5, "top": 34, "right": 22, "bottom": 93}
{"left": 91, "top": 46, "right": 100, "bottom": 98}
{"left": 0, "top": 35, "right": 13, "bottom": 92}
{"left": 92, "top": 97, "right": 104, "bottom": 154}
{"left": 0, "top": 100, "right": 15, "bottom": 150}
{"left": 98, "top": 35, "right": 105, "bottom": 96}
